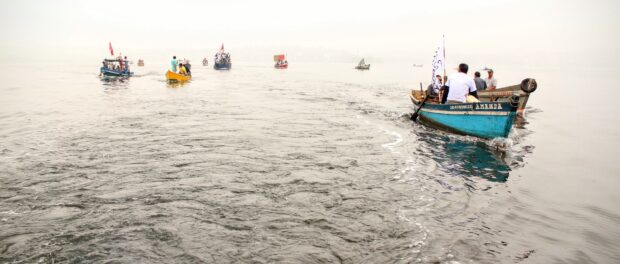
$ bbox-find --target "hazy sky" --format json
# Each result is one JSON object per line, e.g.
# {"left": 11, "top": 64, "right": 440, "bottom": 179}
{"left": 0, "top": 0, "right": 618, "bottom": 66}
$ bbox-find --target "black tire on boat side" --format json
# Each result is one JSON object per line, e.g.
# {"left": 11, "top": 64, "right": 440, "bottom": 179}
{"left": 521, "top": 78, "right": 537, "bottom": 93}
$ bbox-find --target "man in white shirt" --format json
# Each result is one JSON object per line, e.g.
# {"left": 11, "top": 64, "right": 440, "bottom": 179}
{"left": 442, "top": 63, "right": 478, "bottom": 103}
{"left": 485, "top": 69, "right": 498, "bottom": 90}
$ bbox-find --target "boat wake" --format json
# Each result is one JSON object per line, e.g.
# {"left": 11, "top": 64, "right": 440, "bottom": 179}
{"left": 132, "top": 70, "right": 162, "bottom": 77}
{"left": 379, "top": 126, "right": 403, "bottom": 154}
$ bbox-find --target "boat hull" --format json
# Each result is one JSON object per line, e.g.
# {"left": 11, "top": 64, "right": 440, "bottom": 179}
{"left": 214, "top": 62, "right": 231, "bottom": 70}
{"left": 410, "top": 91, "right": 518, "bottom": 139}
{"left": 100, "top": 67, "right": 133, "bottom": 77}
{"left": 165, "top": 70, "right": 191, "bottom": 82}
{"left": 274, "top": 63, "right": 288, "bottom": 69}
{"left": 355, "top": 65, "right": 370, "bottom": 70}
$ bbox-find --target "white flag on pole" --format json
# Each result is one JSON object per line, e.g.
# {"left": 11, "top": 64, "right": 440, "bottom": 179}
{"left": 431, "top": 40, "right": 445, "bottom": 90}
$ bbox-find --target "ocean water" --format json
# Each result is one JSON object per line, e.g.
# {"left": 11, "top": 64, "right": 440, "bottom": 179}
{"left": 0, "top": 60, "right": 618, "bottom": 263}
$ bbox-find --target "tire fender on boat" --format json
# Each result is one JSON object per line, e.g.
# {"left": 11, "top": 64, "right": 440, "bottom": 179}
{"left": 521, "top": 78, "right": 537, "bottom": 93}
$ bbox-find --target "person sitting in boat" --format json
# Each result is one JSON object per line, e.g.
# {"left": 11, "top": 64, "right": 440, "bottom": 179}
{"left": 442, "top": 63, "right": 478, "bottom": 104}
{"left": 171, "top": 56, "right": 178, "bottom": 72}
{"left": 427, "top": 74, "right": 442, "bottom": 96}
{"left": 184, "top": 61, "right": 191, "bottom": 76}
{"left": 179, "top": 63, "right": 188, "bottom": 76}
{"left": 474, "top": 71, "right": 487, "bottom": 91}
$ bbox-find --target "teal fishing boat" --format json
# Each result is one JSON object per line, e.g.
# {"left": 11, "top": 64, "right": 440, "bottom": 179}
{"left": 100, "top": 59, "right": 133, "bottom": 77}
{"left": 410, "top": 89, "right": 520, "bottom": 138}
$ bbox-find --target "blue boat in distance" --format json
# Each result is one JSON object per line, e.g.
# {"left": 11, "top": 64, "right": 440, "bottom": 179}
{"left": 410, "top": 90, "right": 520, "bottom": 139}
{"left": 214, "top": 43, "right": 231, "bottom": 70}
{"left": 100, "top": 58, "right": 133, "bottom": 77}
{"left": 214, "top": 61, "right": 231, "bottom": 70}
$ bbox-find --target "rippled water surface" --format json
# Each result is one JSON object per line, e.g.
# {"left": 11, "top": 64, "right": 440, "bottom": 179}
{"left": 1, "top": 62, "right": 618, "bottom": 263}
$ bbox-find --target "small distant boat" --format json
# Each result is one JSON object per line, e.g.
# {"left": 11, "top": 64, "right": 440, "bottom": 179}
{"left": 274, "top": 54, "right": 288, "bottom": 69}
{"left": 166, "top": 70, "right": 191, "bottom": 82}
{"left": 412, "top": 64, "right": 423, "bottom": 67}
{"left": 137, "top": 59, "right": 144, "bottom": 67}
{"left": 100, "top": 58, "right": 133, "bottom": 77}
{"left": 478, "top": 79, "right": 538, "bottom": 114}
{"left": 355, "top": 58, "right": 370, "bottom": 70}
{"left": 214, "top": 43, "right": 231, "bottom": 70}
{"left": 410, "top": 90, "right": 520, "bottom": 138}
{"left": 202, "top": 58, "right": 209, "bottom": 66}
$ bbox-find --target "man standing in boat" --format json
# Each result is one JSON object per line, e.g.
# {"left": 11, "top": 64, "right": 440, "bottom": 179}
{"left": 485, "top": 69, "right": 497, "bottom": 90}
{"left": 442, "top": 63, "right": 478, "bottom": 103}
{"left": 171, "top": 56, "right": 178, "bottom": 72}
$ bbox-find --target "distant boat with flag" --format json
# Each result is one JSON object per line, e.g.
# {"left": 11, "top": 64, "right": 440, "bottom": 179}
{"left": 214, "top": 44, "right": 231, "bottom": 70}
{"left": 355, "top": 59, "right": 370, "bottom": 70}
{"left": 100, "top": 42, "right": 133, "bottom": 77}
{"left": 274, "top": 54, "right": 288, "bottom": 68}
{"left": 202, "top": 58, "right": 209, "bottom": 66}
{"left": 137, "top": 59, "right": 144, "bottom": 67}
{"left": 100, "top": 58, "right": 133, "bottom": 77}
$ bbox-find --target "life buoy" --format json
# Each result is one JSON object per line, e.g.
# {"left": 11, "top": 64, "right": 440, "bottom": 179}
{"left": 520, "top": 78, "right": 537, "bottom": 93}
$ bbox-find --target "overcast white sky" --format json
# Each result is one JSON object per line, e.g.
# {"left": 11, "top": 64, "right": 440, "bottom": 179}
{"left": 0, "top": 0, "right": 618, "bottom": 66}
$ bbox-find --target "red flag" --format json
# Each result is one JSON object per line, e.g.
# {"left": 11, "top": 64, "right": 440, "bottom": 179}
{"left": 220, "top": 43, "right": 224, "bottom": 51}
{"left": 109, "top": 42, "right": 114, "bottom": 56}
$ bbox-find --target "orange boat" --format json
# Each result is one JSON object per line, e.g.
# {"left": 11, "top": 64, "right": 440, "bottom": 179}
{"left": 165, "top": 70, "right": 191, "bottom": 82}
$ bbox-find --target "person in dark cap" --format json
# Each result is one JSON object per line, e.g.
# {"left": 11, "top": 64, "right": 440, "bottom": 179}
{"left": 474, "top": 71, "right": 487, "bottom": 90}
{"left": 485, "top": 69, "right": 497, "bottom": 90}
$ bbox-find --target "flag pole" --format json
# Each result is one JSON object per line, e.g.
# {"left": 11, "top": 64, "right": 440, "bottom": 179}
{"left": 442, "top": 34, "right": 446, "bottom": 82}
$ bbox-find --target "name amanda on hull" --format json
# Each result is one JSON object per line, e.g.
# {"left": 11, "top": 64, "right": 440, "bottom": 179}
{"left": 449, "top": 103, "right": 503, "bottom": 110}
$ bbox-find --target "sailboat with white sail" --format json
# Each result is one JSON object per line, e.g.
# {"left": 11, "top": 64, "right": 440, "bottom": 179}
{"left": 355, "top": 58, "right": 370, "bottom": 70}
